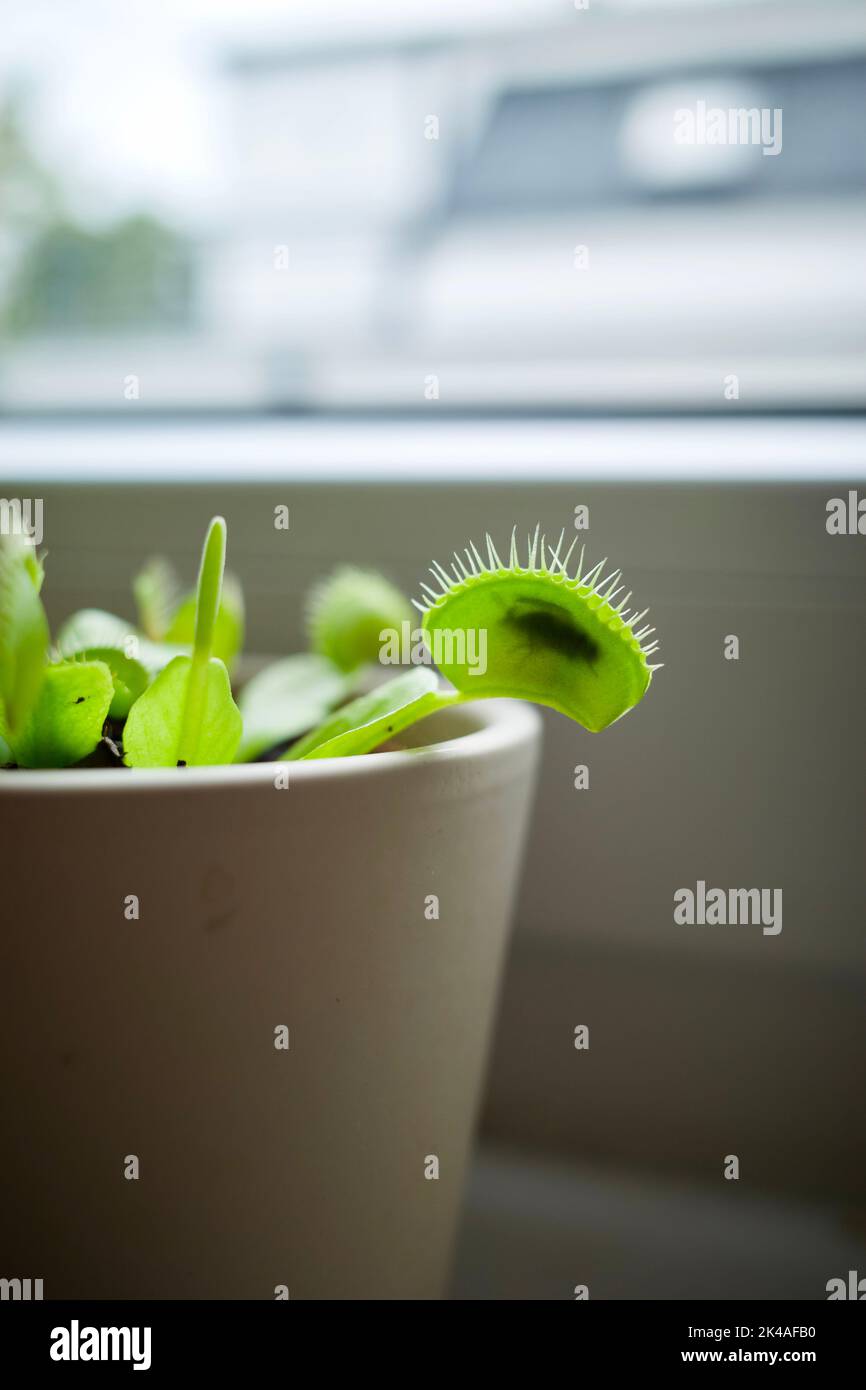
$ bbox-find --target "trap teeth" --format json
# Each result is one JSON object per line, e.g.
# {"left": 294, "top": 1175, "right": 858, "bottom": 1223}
{"left": 581, "top": 557, "right": 607, "bottom": 588}
{"left": 484, "top": 533, "right": 501, "bottom": 570}
{"left": 414, "top": 528, "right": 663, "bottom": 687}
{"left": 547, "top": 529, "right": 566, "bottom": 571}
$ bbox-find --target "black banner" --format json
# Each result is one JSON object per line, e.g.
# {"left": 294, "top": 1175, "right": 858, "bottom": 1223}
{"left": 0, "top": 1300, "right": 861, "bottom": 1375}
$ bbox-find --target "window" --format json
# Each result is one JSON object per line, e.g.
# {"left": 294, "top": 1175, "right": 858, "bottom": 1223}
{"left": 1, "top": 0, "right": 863, "bottom": 413}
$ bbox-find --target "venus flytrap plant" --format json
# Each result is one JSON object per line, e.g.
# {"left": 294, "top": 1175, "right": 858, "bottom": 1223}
{"left": 60, "top": 647, "right": 146, "bottom": 722}
{"left": 132, "top": 556, "right": 180, "bottom": 642}
{"left": 0, "top": 534, "right": 116, "bottom": 769}
{"left": 56, "top": 614, "right": 150, "bottom": 721}
{"left": 236, "top": 654, "right": 354, "bottom": 762}
{"left": 123, "top": 517, "right": 242, "bottom": 767}
{"left": 57, "top": 608, "right": 184, "bottom": 680}
{"left": 163, "top": 570, "right": 244, "bottom": 673}
{"left": 0, "top": 532, "right": 50, "bottom": 745}
{"left": 418, "top": 525, "right": 661, "bottom": 732}
{"left": 0, "top": 515, "right": 659, "bottom": 770}
{"left": 133, "top": 554, "right": 244, "bottom": 671}
{"left": 288, "top": 526, "right": 660, "bottom": 759}
{"left": 306, "top": 565, "right": 414, "bottom": 673}
{"left": 285, "top": 667, "right": 449, "bottom": 760}
{"left": 258, "top": 564, "right": 415, "bottom": 762}
{"left": 10, "top": 660, "right": 115, "bottom": 768}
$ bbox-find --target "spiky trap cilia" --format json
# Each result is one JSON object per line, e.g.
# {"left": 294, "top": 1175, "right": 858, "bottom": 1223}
{"left": 416, "top": 524, "right": 661, "bottom": 734}
{"left": 287, "top": 524, "right": 660, "bottom": 758}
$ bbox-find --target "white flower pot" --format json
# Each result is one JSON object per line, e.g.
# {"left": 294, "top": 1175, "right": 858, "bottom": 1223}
{"left": 0, "top": 699, "right": 540, "bottom": 1299}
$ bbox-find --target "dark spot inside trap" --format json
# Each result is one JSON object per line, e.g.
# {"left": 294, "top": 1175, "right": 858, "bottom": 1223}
{"left": 177, "top": 759, "right": 187, "bottom": 767}
{"left": 505, "top": 602, "right": 599, "bottom": 664}
{"left": 74, "top": 696, "right": 85, "bottom": 704}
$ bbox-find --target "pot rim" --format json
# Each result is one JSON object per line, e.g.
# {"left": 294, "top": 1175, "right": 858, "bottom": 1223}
{"left": 0, "top": 697, "right": 541, "bottom": 794}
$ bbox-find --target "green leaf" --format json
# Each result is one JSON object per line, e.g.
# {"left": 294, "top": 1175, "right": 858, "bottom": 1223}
{"left": 57, "top": 607, "right": 133, "bottom": 653}
{"left": 133, "top": 556, "right": 179, "bottom": 641}
{"left": 306, "top": 566, "right": 413, "bottom": 673}
{"left": 123, "top": 654, "right": 241, "bottom": 767}
{"left": 123, "top": 519, "right": 242, "bottom": 767}
{"left": 165, "top": 572, "right": 244, "bottom": 672}
{"left": 286, "top": 668, "right": 452, "bottom": 760}
{"left": 418, "top": 527, "right": 659, "bottom": 733}
{"left": 22, "top": 544, "right": 45, "bottom": 593}
{"left": 0, "top": 535, "right": 50, "bottom": 738}
{"left": 57, "top": 608, "right": 184, "bottom": 678}
{"left": 9, "top": 659, "right": 113, "bottom": 768}
{"left": 236, "top": 654, "right": 353, "bottom": 762}
{"left": 68, "top": 646, "right": 149, "bottom": 720}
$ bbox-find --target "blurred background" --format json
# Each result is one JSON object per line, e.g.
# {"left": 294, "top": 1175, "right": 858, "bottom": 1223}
{"left": 2, "top": 0, "right": 865, "bottom": 1299}
{"left": 2, "top": 0, "right": 865, "bottom": 411}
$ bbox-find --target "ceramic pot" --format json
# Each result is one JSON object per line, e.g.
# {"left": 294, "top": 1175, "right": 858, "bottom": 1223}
{"left": 0, "top": 699, "right": 540, "bottom": 1299}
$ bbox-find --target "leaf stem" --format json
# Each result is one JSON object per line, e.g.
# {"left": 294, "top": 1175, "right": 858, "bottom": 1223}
{"left": 177, "top": 517, "right": 226, "bottom": 765}
{"left": 193, "top": 517, "right": 226, "bottom": 661}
